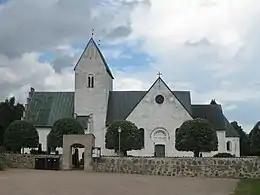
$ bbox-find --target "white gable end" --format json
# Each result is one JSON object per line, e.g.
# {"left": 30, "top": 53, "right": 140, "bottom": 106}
{"left": 126, "top": 78, "right": 193, "bottom": 156}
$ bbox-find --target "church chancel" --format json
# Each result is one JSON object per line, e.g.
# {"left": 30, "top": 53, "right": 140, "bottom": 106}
{"left": 24, "top": 37, "right": 240, "bottom": 157}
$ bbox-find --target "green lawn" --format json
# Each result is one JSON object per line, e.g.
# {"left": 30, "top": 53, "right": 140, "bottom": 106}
{"left": 233, "top": 179, "right": 260, "bottom": 195}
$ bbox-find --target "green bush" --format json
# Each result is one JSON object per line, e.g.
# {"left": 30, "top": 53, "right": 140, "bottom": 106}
{"left": 175, "top": 118, "right": 218, "bottom": 157}
{"left": 105, "top": 120, "right": 142, "bottom": 156}
{"left": 213, "top": 153, "right": 235, "bottom": 158}
{"left": 47, "top": 118, "right": 84, "bottom": 149}
{"left": 4, "top": 120, "right": 39, "bottom": 153}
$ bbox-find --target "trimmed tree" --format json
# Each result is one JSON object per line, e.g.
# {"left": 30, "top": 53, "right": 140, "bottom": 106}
{"left": 175, "top": 118, "right": 218, "bottom": 157}
{"left": 249, "top": 125, "right": 260, "bottom": 156}
{"left": 47, "top": 118, "right": 84, "bottom": 149}
{"left": 230, "top": 121, "right": 250, "bottom": 156}
{"left": 0, "top": 97, "right": 24, "bottom": 145}
{"left": 105, "top": 120, "right": 142, "bottom": 156}
{"left": 4, "top": 120, "right": 39, "bottom": 153}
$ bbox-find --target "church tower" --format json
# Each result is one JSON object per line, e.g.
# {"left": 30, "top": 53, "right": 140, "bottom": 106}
{"left": 74, "top": 38, "right": 114, "bottom": 148}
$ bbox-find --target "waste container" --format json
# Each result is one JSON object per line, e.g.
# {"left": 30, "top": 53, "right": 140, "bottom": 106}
{"left": 51, "top": 158, "right": 60, "bottom": 170}
{"left": 46, "top": 158, "right": 53, "bottom": 170}
{"left": 35, "top": 157, "right": 46, "bottom": 170}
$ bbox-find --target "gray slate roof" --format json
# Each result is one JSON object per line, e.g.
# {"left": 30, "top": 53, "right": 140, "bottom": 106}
{"left": 224, "top": 117, "right": 239, "bottom": 137}
{"left": 25, "top": 92, "right": 74, "bottom": 127}
{"left": 191, "top": 104, "right": 226, "bottom": 130}
{"left": 25, "top": 91, "right": 239, "bottom": 137}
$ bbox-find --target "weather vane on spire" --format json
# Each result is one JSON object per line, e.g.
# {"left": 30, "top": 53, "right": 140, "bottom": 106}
{"left": 91, "top": 28, "right": 95, "bottom": 38}
{"left": 157, "top": 72, "right": 162, "bottom": 77}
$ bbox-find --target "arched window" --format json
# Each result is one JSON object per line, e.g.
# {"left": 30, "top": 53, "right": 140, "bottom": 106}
{"left": 151, "top": 128, "right": 169, "bottom": 145}
{"left": 226, "top": 141, "right": 232, "bottom": 151}
{"left": 153, "top": 130, "right": 167, "bottom": 140}
{"left": 87, "top": 74, "right": 94, "bottom": 88}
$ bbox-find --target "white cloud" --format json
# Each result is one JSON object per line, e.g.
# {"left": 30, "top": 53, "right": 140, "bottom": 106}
{"left": 224, "top": 104, "right": 238, "bottom": 112}
{"left": 114, "top": 78, "right": 145, "bottom": 90}
{"left": 0, "top": 0, "right": 141, "bottom": 102}
{"left": 0, "top": 53, "right": 74, "bottom": 103}
{"left": 128, "top": 0, "right": 260, "bottom": 74}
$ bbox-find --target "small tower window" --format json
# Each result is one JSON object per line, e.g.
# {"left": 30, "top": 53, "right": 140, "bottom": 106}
{"left": 226, "top": 141, "right": 232, "bottom": 151}
{"left": 88, "top": 74, "right": 94, "bottom": 88}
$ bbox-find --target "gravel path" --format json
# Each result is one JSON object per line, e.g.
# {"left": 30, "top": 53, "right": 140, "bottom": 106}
{"left": 0, "top": 169, "right": 237, "bottom": 195}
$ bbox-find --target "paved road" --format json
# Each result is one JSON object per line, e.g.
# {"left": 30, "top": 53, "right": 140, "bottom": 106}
{"left": 0, "top": 169, "right": 237, "bottom": 195}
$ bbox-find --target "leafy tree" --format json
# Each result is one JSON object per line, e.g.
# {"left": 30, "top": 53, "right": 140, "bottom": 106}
{"left": 4, "top": 120, "right": 39, "bottom": 153}
{"left": 47, "top": 118, "right": 84, "bottom": 149}
{"left": 175, "top": 118, "right": 218, "bottom": 157}
{"left": 0, "top": 97, "right": 24, "bottom": 145}
{"left": 105, "top": 120, "right": 142, "bottom": 156}
{"left": 249, "top": 124, "right": 260, "bottom": 156}
{"left": 230, "top": 121, "right": 250, "bottom": 156}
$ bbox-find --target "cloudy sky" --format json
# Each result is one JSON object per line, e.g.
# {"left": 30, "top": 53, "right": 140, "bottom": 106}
{"left": 1, "top": 0, "right": 260, "bottom": 132}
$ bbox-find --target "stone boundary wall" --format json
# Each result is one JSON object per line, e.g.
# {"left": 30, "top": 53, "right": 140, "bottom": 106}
{"left": 1, "top": 154, "right": 260, "bottom": 179}
{"left": 94, "top": 157, "right": 260, "bottom": 179}
{"left": 0, "top": 154, "right": 61, "bottom": 169}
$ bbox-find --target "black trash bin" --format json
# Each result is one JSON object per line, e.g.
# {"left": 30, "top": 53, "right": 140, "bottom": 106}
{"left": 46, "top": 158, "right": 53, "bottom": 170}
{"left": 52, "top": 158, "right": 60, "bottom": 170}
{"left": 35, "top": 157, "right": 46, "bottom": 170}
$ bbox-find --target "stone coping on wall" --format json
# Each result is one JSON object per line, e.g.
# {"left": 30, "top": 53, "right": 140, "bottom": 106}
{"left": 101, "top": 155, "right": 259, "bottom": 158}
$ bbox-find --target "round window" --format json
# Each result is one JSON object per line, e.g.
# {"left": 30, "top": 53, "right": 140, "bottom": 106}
{"left": 155, "top": 95, "right": 164, "bottom": 104}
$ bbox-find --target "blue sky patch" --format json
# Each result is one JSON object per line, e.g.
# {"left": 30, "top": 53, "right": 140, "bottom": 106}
{"left": 0, "top": 0, "right": 9, "bottom": 4}
{"left": 38, "top": 52, "right": 54, "bottom": 63}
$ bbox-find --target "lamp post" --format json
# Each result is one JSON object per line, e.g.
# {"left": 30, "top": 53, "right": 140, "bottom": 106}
{"left": 118, "top": 127, "right": 121, "bottom": 173}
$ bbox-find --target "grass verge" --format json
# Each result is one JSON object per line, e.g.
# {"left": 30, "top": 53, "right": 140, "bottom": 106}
{"left": 233, "top": 179, "right": 260, "bottom": 195}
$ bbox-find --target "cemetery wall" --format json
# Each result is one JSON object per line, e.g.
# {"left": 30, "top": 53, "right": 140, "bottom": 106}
{"left": 94, "top": 156, "right": 260, "bottom": 179}
{"left": 1, "top": 154, "right": 260, "bottom": 179}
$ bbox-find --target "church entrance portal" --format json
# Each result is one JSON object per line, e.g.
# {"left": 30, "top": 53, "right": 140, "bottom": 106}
{"left": 71, "top": 143, "right": 85, "bottom": 169}
{"left": 154, "top": 144, "right": 165, "bottom": 157}
{"left": 62, "top": 134, "right": 95, "bottom": 171}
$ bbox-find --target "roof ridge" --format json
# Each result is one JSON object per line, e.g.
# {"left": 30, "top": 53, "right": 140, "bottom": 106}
{"left": 192, "top": 104, "right": 221, "bottom": 106}
{"left": 33, "top": 91, "right": 74, "bottom": 93}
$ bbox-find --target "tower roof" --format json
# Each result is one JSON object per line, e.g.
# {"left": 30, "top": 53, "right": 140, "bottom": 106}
{"left": 74, "top": 38, "right": 114, "bottom": 79}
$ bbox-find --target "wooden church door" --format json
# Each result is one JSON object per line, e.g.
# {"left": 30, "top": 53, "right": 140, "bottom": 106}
{"left": 154, "top": 144, "right": 165, "bottom": 157}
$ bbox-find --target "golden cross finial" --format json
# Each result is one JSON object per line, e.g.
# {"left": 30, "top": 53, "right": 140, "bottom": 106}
{"left": 157, "top": 72, "right": 162, "bottom": 77}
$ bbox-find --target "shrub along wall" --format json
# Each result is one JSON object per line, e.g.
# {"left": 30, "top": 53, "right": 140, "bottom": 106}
{"left": 94, "top": 157, "right": 260, "bottom": 179}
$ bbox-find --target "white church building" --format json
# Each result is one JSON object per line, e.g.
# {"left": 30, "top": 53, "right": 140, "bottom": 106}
{"left": 24, "top": 38, "right": 240, "bottom": 157}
